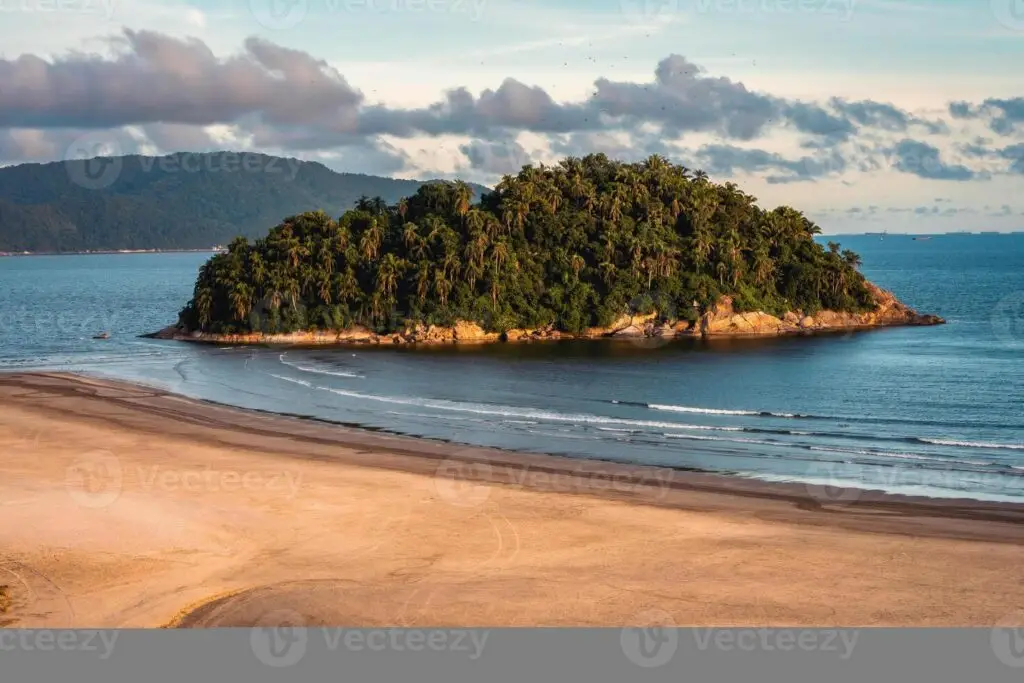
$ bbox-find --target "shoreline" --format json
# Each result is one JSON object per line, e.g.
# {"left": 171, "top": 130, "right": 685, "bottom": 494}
{"left": 146, "top": 284, "right": 945, "bottom": 347}
{"left": 6, "top": 371, "right": 1024, "bottom": 531}
{"left": 0, "top": 249, "right": 222, "bottom": 257}
{"left": 145, "top": 318, "right": 942, "bottom": 346}
{"left": 156, "top": 379, "right": 1024, "bottom": 509}
{"left": 3, "top": 372, "right": 1023, "bottom": 627}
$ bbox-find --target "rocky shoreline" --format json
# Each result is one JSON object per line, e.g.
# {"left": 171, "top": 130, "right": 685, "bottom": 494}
{"left": 145, "top": 283, "right": 943, "bottom": 346}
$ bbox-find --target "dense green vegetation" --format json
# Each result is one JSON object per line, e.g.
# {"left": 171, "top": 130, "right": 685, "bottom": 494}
{"left": 179, "top": 154, "right": 873, "bottom": 335}
{"left": 0, "top": 152, "right": 486, "bottom": 252}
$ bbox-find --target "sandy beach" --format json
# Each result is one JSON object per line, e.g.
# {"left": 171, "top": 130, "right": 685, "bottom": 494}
{"left": 1, "top": 372, "right": 1023, "bottom": 628}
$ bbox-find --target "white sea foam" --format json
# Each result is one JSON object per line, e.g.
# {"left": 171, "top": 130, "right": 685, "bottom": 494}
{"left": 649, "top": 403, "right": 797, "bottom": 418}
{"left": 649, "top": 403, "right": 758, "bottom": 416}
{"left": 313, "top": 384, "right": 747, "bottom": 433}
{"left": 918, "top": 438, "right": 1024, "bottom": 450}
{"left": 279, "top": 353, "right": 361, "bottom": 378}
{"left": 663, "top": 433, "right": 777, "bottom": 447}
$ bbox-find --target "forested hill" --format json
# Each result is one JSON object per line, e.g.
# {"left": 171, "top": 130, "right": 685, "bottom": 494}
{"left": 179, "top": 153, "right": 876, "bottom": 337}
{"left": 0, "top": 152, "right": 488, "bottom": 252}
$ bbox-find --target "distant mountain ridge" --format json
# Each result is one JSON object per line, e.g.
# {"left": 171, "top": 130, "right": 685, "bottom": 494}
{"left": 0, "top": 152, "right": 489, "bottom": 252}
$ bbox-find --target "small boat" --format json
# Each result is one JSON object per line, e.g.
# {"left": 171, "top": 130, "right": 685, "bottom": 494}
{"left": 93, "top": 332, "right": 110, "bottom": 340}
{"left": 913, "top": 236, "right": 932, "bottom": 241}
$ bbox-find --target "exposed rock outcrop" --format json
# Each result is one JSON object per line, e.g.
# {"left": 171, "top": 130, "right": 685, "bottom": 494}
{"left": 695, "top": 283, "right": 943, "bottom": 337}
{"left": 146, "top": 282, "right": 943, "bottom": 346}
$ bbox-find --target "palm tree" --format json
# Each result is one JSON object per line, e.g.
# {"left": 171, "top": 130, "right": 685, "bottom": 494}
{"left": 375, "top": 253, "right": 405, "bottom": 303}
{"left": 359, "top": 217, "right": 384, "bottom": 262}
{"left": 229, "top": 281, "right": 252, "bottom": 322}
{"left": 842, "top": 249, "right": 862, "bottom": 269}
{"left": 452, "top": 180, "right": 474, "bottom": 222}
{"left": 433, "top": 269, "right": 452, "bottom": 307}
{"left": 415, "top": 261, "right": 431, "bottom": 304}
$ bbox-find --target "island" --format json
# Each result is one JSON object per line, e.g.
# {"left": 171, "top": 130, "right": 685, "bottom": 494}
{"left": 149, "top": 154, "right": 943, "bottom": 345}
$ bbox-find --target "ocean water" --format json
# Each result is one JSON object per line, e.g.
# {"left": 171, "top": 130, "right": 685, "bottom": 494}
{"left": 1, "top": 234, "right": 1023, "bottom": 502}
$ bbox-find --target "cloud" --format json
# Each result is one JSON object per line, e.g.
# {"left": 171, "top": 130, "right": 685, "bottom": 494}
{"left": 1000, "top": 144, "right": 1024, "bottom": 174}
{"left": 782, "top": 103, "right": 855, "bottom": 142}
{"left": 547, "top": 131, "right": 675, "bottom": 161}
{"left": 588, "top": 55, "right": 779, "bottom": 140}
{"left": 0, "top": 31, "right": 959, "bottom": 161}
{"left": 888, "top": 139, "right": 976, "bottom": 181}
{"left": 947, "top": 97, "right": 1024, "bottom": 135}
{"left": 0, "top": 31, "right": 363, "bottom": 130}
{"left": 318, "top": 139, "right": 411, "bottom": 176}
{"left": 830, "top": 98, "right": 947, "bottom": 134}
{"left": 692, "top": 144, "right": 845, "bottom": 183}
{"left": 141, "top": 123, "right": 217, "bottom": 152}
{"left": 958, "top": 140, "right": 1024, "bottom": 175}
{"left": 458, "top": 139, "right": 532, "bottom": 175}
{"left": 0, "top": 29, "right": 1008, "bottom": 194}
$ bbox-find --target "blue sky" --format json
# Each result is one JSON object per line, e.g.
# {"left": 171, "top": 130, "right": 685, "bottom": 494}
{"left": 1, "top": 0, "right": 1022, "bottom": 232}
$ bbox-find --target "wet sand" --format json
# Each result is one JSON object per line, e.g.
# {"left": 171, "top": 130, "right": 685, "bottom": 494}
{"left": 1, "top": 372, "right": 1023, "bottom": 627}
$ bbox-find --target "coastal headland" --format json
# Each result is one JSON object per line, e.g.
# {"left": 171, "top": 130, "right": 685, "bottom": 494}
{"left": 148, "top": 282, "right": 943, "bottom": 346}
{"left": 1, "top": 372, "right": 1020, "bottom": 628}
{"left": 152, "top": 154, "right": 944, "bottom": 347}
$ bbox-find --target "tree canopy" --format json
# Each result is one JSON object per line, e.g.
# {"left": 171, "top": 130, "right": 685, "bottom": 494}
{"left": 0, "top": 152, "right": 486, "bottom": 252}
{"left": 179, "top": 153, "right": 874, "bottom": 336}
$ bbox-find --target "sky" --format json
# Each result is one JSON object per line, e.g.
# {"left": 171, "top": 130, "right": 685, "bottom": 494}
{"left": 0, "top": 0, "right": 1022, "bottom": 233}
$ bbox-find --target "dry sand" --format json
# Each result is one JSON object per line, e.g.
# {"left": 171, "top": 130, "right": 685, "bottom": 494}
{"left": 1, "top": 372, "right": 1023, "bottom": 628}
